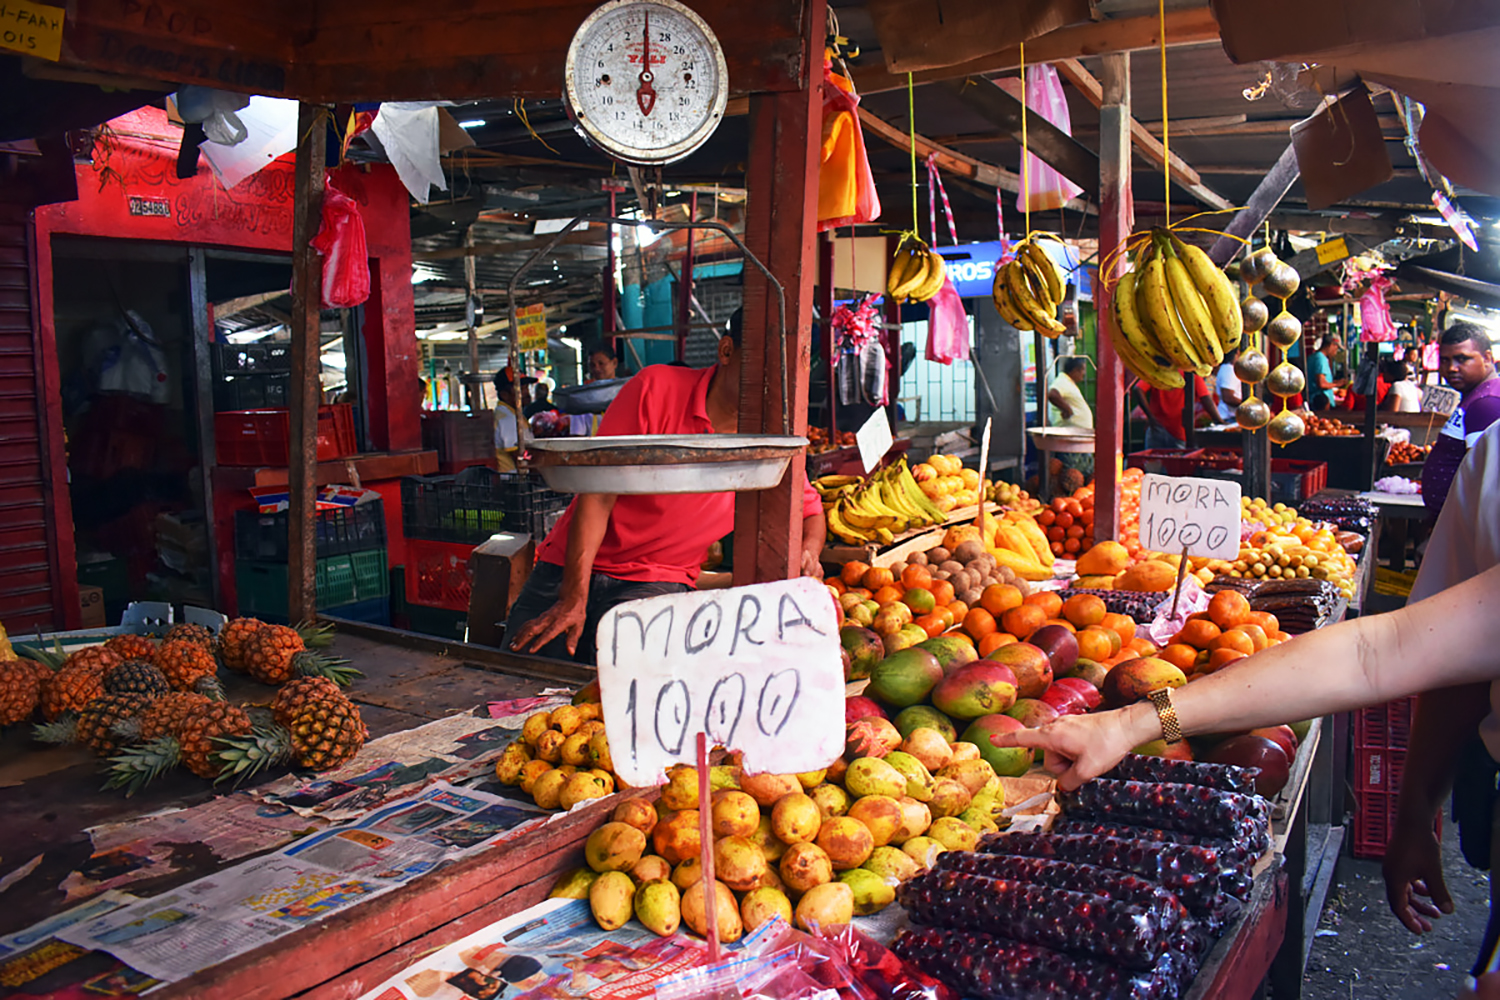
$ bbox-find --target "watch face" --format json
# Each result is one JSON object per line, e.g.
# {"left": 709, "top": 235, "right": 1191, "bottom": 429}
{"left": 564, "top": 0, "right": 728, "bottom": 165}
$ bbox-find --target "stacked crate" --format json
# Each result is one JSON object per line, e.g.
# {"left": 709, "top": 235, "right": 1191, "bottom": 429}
{"left": 234, "top": 501, "right": 390, "bottom": 624}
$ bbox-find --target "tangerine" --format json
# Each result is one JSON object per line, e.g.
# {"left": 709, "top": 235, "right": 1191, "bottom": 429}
{"left": 827, "top": 579, "right": 847, "bottom": 597}
{"left": 946, "top": 601, "right": 969, "bottom": 621}
{"left": 1209, "top": 629, "right": 1256, "bottom": 657}
{"left": 1024, "top": 591, "right": 1063, "bottom": 619}
{"left": 914, "top": 614, "right": 947, "bottom": 638}
{"left": 1000, "top": 604, "right": 1046, "bottom": 640}
{"left": 962, "top": 608, "right": 998, "bottom": 640}
{"left": 873, "top": 585, "right": 904, "bottom": 606}
{"left": 1125, "top": 637, "right": 1159, "bottom": 657}
{"left": 1075, "top": 627, "right": 1117, "bottom": 662}
{"left": 1101, "top": 612, "right": 1138, "bottom": 646}
{"left": 931, "top": 606, "right": 956, "bottom": 630}
{"left": 862, "top": 566, "right": 895, "bottom": 591}
{"left": 929, "top": 580, "right": 956, "bottom": 607}
{"left": 1042, "top": 618, "right": 1077, "bottom": 633}
{"left": 901, "top": 565, "right": 933, "bottom": 591}
{"left": 1207, "top": 590, "right": 1252, "bottom": 630}
{"left": 978, "top": 632, "right": 1019, "bottom": 656}
{"left": 1245, "top": 611, "right": 1280, "bottom": 635}
{"left": 1205, "top": 648, "right": 1249, "bottom": 673}
{"left": 1157, "top": 643, "right": 1199, "bottom": 673}
{"left": 980, "top": 584, "right": 1023, "bottom": 617}
{"left": 841, "top": 561, "right": 869, "bottom": 586}
{"left": 1176, "top": 619, "right": 1222, "bottom": 650}
{"left": 1236, "top": 623, "right": 1269, "bottom": 651}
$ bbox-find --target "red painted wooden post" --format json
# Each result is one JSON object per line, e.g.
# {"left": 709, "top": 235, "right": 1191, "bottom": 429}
{"left": 1093, "top": 53, "right": 1133, "bottom": 543}
{"left": 732, "top": 0, "right": 825, "bottom": 585}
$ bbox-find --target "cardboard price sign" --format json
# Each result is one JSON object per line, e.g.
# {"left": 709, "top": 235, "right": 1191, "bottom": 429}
{"left": 1421, "top": 383, "right": 1460, "bottom": 417}
{"left": 1139, "top": 473, "right": 1242, "bottom": 560}
{"left": 516, "top": 302, "right": 548, "bottom": 353}
{"left": 596, "top": 578, "right": 845, "bottom": 788}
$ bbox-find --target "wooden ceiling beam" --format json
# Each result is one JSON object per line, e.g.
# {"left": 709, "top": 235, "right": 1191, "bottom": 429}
{"left": 1139, "top": 114, "right": 1404, "bottom": 138}
{"left": 857, "top": 108, "right": 1020, "bottom": 192}
{"left": 1053, "top": 57, "right": 1233, "bottom": 211}
{"left": 850, "top": 6, "right": 1222, "bottom": 96}
{"left": 412, "top": 230, "right": 606, "bottom": 262}
{"left": 938, "top": 79, "right": 1100, "bottom": 201}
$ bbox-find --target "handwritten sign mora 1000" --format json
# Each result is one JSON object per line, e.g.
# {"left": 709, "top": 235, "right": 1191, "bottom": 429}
{"left": 596, "top": 578, "right": 846, "bottom": 788}
{"left": 1139, "top": 473, "right": 1242, "bottom": 561}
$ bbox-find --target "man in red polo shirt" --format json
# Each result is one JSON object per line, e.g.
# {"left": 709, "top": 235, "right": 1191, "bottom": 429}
{"left": 1134, "top": 373, "right": 1219, "bottom": 451}
{"left": 504, "top": 312, "right": 826, "bottom": 663}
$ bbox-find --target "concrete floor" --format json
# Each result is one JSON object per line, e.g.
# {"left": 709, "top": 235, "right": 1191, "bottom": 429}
{"left": 1303, "top": 820, "right": 1491, "bottom": 999}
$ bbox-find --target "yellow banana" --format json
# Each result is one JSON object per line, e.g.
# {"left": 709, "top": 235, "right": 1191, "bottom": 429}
{"left": 1110, "top": 319, "right": 1185, "bottom": 390}
{"left": 912, "top": 251, "right": 947, "bottom": 301}
{"left": 1021, "top": 242, "right": 1063, "bottom": 307}
{"left": 1112, "top": 270, "right": 1173, "bottom": 373}
{"left": 825, "top": 501, "right": 872, "bottom": 545}
{"left": 1171, "top": 232, "right": 1243, "bottom": 354}
{"left": 1136, "top": 244, "right": 1205, "bottom": 372}
{"left": 849, "top": 486, "right": 907, "bottom": 531}
{"left": 992, "top": 271, "right": 1033, "bottom": 330}
{"left": 1005, "top": 261, "right": 1065, "bottom": 335}
{"left": 897, "top": 248, "right": 932, "bottom": 302}
{"left": 1159, "top": 235, "right": 1221, "bottom": 367}
{"left": 886, "top": 247, "right": 919, "bottom": 300}
{"left": 839, "top": 500, "right": 896, "bottom": 532}
{"left": 894, "top": 464, "right": 947, "bottom": 523}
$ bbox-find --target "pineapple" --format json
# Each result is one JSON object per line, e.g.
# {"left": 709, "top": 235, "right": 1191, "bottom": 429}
{"left": 106, "top": 700, "right": 252, "bottom": 793}
{"left": 104, "top": 660, "right": 172, "bottom": 698}
{"left": 271, "top": 677, "right": 345, "bottom": 726}
{"left": 215, "top": 696, "right": 366, "bottom": 782}
{"left": 122, "top": 691, "right": 212, "bottom": 743}
{"left": 39, "top": 664, "right": 105, "bottom": 721}
{"left": 103, "top": 634, "right": 157, "bottom": 662}
{"left": 163, "top": 623, "right": 215, "bottom": 648}
{"left": 152, "top": 640, "right": 219, "bottom": 692}
{"left": 0, "top": 659, "right": 41, "bottom": 726}
{"left": 243, "top": 625, "right": 359, "bottom": 687}
{"left": 35, "top": 693, "right": 151, "bottom": 755}
{"left": 217, "top": 617, "right": 267, "bottom": 674}
{"left": 62, "top": 646, "right": 122, "bottom": 676}
{"left": 0, "top": 621, "right": 12, "bottom": 660}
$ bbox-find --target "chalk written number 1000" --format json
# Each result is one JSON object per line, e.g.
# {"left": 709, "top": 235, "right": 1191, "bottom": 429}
{"left": 1141, "top": 513, "right": 1230, "bottom": 553}
{"left": 621, "top": 669, "right": 803, "bottom": 764}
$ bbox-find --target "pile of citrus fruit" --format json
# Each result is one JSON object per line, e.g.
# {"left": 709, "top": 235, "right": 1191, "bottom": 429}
{"left": 1153, "top": 590, "right": 1293, "bottom": 680}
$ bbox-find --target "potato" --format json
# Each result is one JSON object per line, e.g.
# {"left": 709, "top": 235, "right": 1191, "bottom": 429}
{"left": 959, "top": 589, "right": 982, "bottom": 606}
{"left": 938, "top": 560, "right": 964, "bottom": 576}
{"left": 997, "top": 565, "right": 1016, "bottom": 583}
{"left": 949, "top": 570, "right": 971, "bottom": 595}
{"left": 928, "top": 547, "right": 951, "bottom": 564}
{"left": 889, "top": 562, "right": 908, "bottom": 579}
{"left": 952, "top": 541, "right": 985, "bottom": 564}
{"left": 908, "top": 550, "right": 928, "bottom": 566}
{"left": 933, "top": 570, "right": 951, "bottom": 581}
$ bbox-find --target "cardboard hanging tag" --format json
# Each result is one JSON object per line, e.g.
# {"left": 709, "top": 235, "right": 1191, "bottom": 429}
{"left": 1291, "top": 84, "right": 1393, "bottom": 211}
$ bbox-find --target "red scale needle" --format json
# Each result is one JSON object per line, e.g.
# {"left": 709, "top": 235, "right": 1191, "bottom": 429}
{"left": 636, "top": 12, "right": 657, "bottom": 117}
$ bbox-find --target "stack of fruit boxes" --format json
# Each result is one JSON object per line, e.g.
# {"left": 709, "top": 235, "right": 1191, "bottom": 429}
{"left": 233, "top": 501, "right": 391, "bottom": 624}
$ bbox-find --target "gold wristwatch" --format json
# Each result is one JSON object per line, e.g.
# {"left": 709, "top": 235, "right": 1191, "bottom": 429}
{"left": 1147, "top": 687, "right": 1183, "bottom": 744}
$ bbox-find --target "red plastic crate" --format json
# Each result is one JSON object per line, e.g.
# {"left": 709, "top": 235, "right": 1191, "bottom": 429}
{"left": 1126, "top": 449, "right": 1217, "bottom": 477}
{"left": 215, "top": 405, "right": 357, "bottom": 467}
{"left": 1271, "top": 459, "right": 1327, "bottom": 501}
{"left": 403, "top": 537, "right": 475, "bottom": 612}
{"left": 1353, "top": 696, "right": 1416, "bottom": 859}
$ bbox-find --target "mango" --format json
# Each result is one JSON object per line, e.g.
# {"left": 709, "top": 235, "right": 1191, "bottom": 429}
{"left": 927, "top": 816, "right": 979, "bottom": 852}
{"left": 634, "top": 878, "right": 681, "bottom": 937}
{"left": 740, "top": 887, "right": 793, "bottom": 933}
{"left": 771, "top": 792, "right": 823, "bottom": 845}
{"left": 839, "top": 867, "right": 896, "bottom": 915}
{"left": 740, "top": 771, "right": 802, "bottom": 807}
{"left": 927, "top": 777, "right": 973, "bottom": 818}
{"left": 671, "top": 856, "right": 703, "bottom": 891}
{"left": 629, "top": 855, "right": 673, "bottom": 884}
{"left": 882, "top": 751, "right": 936, "bottom": 801}
{"left": 864, "top": 845, "right": 921, "bottom": 884}
{"left": 841, "top": 625, "right": 885, "bottom": 680}
{"left": 682, "top": 879, "right": 742, "bottom": 942}
{"left": 931, "top": 661, "right": 1020, "bottom": 719}
{"left": 535, "top": 729, "right": 566, "bottom": 763}
{"left": 750, "top": 814, "right": 789, "bottom": 862}
{"left": 1102, "top": 657, "right": 1188, "bottom": 708}
{"left": 521, "top": 711, "right": 551, "bottom": 746}
{"left": 844, "top": 757, "right": 906, "bottom": 799}
{"left": 917, "top": 635, "right": 980, "bottom": 676}
{"left": 809, "top": 784, "right": 851, "bottom": 820}
{"left": 572, "top": 681, "right": 601, "bottom": 704}
{"left": 651, "top": 810, "right": 701, "bottom": 865}
{"left": 585, "top": 822, "right": 647, "bottom": 873}
{"left": 560, "top": 731, "right": 593, "bottom": 767}
{"left": 757, "top": 865, "right": 788, "bottom": 893}
{"left": 559, "top": 771, "right": 612, "bottom": 810}
{"left": 816, "top": 815, "right": 875, "bottom": 870}
{"left": 866, "top": 648, "right": 944, "bottom": 708}
{"left": 825, "top": 757, "right": 848, "bottom": 785}
{"left": 902, "top": 836, "right": 947, "bottom": 869}
{"left": 846, "top": 794, "right": 904, "bottom": 847}
{"left": 795, "top": 882, "right": 855, "bottom": 932}
{"left": 660, "top": 765, "right": 702, "bottom": 811}
{"left": 589, "top": 871, "right": 635, "bottom": 931}
{"left": 937, "top": 758, "right": 996, "bottom": 798}
{"left": 612, "top": 797, "right": 657, "bottom": 835}
{"left": 530, "top": 768, "right": 569, "bottom": 809}
{"left": 948, "top": 741, "right": 982, "bottom": 762}
{"left": 796, "top": 769, "right": 826, "bottom": 789}
{"left": 892, "top": 705, "right": 958, "bottom": 742}
{"left": 549, "top": 704, "right": 583, "bottom": 736}
{"left": 710, "top": 790, "right": 761, "bottom": 838}
{"left": 714, "top": 835, "right": 770, "bottom": 892}
{"left": 960, "top": 715, "right": 1032, "bottom": 777}
{"left": 780, "top": 841, "right": 835, "bottom": 893}
{"left": 710, "top": 765, "right": 742, "bottom": 790}
{"left": 900, "top": 727, "right": 955, "bottom": 772}
{"left": 518, "top": 759, "right": 553, "bottom": 795}
{"left": 890, "top": 796, "right": 932, "bottom": 845}
{"left": 548, "top": 867, "right": 598, "bottom": 899}
{"left": 494, "top": 742, "right": 531, "bottom": 784}
{"left": 588, "top": 731, "right": 614, "bottom": 772}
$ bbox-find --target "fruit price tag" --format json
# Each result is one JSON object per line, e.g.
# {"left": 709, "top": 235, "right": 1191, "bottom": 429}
{"left": 855, "top": 407, "right": 894, "bottom": 474}
{"left": 595, "top": 578, "right": 845, "bottom": 788}
{"left": 1421, "top": 383, "right": 1460, "bottom": 417}
{"left": 1138, "top": 473, "right": 1241, "bottom": 560}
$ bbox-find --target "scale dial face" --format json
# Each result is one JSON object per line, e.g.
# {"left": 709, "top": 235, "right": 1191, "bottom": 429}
{"left": 564, "top": 0, "right": 729, "bottom": 165}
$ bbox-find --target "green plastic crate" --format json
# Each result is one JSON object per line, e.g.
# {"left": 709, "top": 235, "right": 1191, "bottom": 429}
{"left": 236, "top": 551, "right": 389, "bottom": 618}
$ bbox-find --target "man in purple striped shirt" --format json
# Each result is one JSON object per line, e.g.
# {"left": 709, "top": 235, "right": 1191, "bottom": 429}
{"left": 1422, "top": 322, "right": 1500, "bottom": 519}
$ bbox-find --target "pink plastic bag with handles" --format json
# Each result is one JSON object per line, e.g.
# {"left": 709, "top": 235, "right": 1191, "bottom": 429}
{"left": 310, "top": 173, "right": 371, "bottom": 308}
{"left": 925, "top": 276, "right": 969, "bottom": 364}
{"left": 1012, "top": 65, "right": 1084, "bottom": 213}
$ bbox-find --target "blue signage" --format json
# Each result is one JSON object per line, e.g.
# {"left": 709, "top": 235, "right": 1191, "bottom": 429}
{"left": 933, "top": 240, "right": 1090, "bottom": 300}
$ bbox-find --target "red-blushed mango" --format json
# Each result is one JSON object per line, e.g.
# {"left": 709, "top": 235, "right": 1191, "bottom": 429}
{"left": 1100, "top": 657, "right": 1187, "bottom": 708}
{"left": 867, "top": 648, "right": 944, "bottom": 708}
{"left": 930, "top": 661, "right": 1019, "bottom": 719}
{"left": 960, "top": 714, "right": 1031, "bottom": 777}
{"left": 917, "top": 634, "right": 979, "bottom": 676}
{"left": 984, "top": 641, "right": 1053, "bottom": 699}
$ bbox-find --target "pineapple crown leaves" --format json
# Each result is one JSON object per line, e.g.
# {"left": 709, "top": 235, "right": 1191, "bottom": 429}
{"left": 294, "top": 621, "right": 337, "bottom": 650}
{"left": 104, "top": 736, "right": 182, "bottom": 796}
{"left": 15, "top": 639, "right": 66, "bottom": 671}
{"left": 193, "top": 674, "right": 228, "bottom": 701}
{"left": 212, "top": 726, "right": 292, "bottom": 787}
{"left": 294, "top": 651, "right": 362, "bottom": 687}
{"left": 33, "top": 717, "right": 79, "bottom": 745}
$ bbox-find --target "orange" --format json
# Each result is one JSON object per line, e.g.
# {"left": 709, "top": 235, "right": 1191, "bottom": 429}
{"left": 1024, "top": 591, "right": 1063, "bottom": 619}
{"left": 1271, "top": 630, "right": 1293, "bottom": 644}
{"left": 873, "top": 585, "right": 904, "bottom": 606}
{"left": 1075, "top": 627, "right": 1117, "bottom": 662}
{"left": 1176, "top": 619, "right": 1222, "bottom": 650}
{"left": 978, "top": 631, "right": 1019, "bottom": 656}
{"left": 1042, "top": 618, "right": 1077, "bottom": 633}
{"left": 1205, "top": 648, "right": 1249, "bottom": 673}
{"left": 914, "top": 614, "right": 947, "bottom": 638}
{"left": 1000, "top": 604, "right": 1046, "bottom": 640}
{"left": 946, "top": 601, "right": 969, "bottom": 621}
{"left": 1207, "top": 590, "right": 1252, "bottom": 630}
{"left": 1101, "top": 612, "right": 1137, "bottom": 647}
{"left": 1063, "top": 538, "right": 1082, "bottom": 554}
{"left": 962, "top": 608, "right": 998, "bottom": 640}
{"left": 1087, "top": 624, "right": 1123, "bottom": 657}
{"left": 1158, "top": 643, "right": 1199, "bottom": 673}
{"left": 1236, "top": 623, "right": 1269, "bottom": 651}
{"left": 841, "top": 561, "right": 869, "bottom": 587}
{"left": 1245, "top": 611, "right": 1280, "bottom": 635}
{"left": 929, "top": 580, "right": 956, "bottom": 607}
{"left": 1061, "top": 594, "right": 1106, "bottom": 628}
{"left": 1209, "top": 629, "right": 1256, "bottom": 657}
{"left": 980, "top": 584, "right": 1023, "bottom": 617}
{"left": 901, "top": 565, "right": 933, "bottom": 591}
{"left": 903, "top": 588, "right": 938, "bottom": 615}
{"left": 827, "top": 578, "right": 847, "bottom": 597}
{"left": 931, "top": 606, "right": 956, "bottom": 630}
{"left": 862, "top": 566, "right": 895, "bottom": 591}
{"left": 1125, "top": 637, "right": 1158, "bottom": 657}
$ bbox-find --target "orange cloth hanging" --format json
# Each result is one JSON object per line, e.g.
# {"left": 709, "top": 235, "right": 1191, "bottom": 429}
{"left": 818, "top": 60, "right": 881, "bottom": 232}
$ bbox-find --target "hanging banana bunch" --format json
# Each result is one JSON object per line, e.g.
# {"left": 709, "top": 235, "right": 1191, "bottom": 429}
{"left": 1237, "top": 246, "right": 1306, "bottom": 444}
{"left": 886, "top": 237, "right": 948, "bottom": 304}
{"left": 991, "top": 237, "right": 1067, "bottom": 337}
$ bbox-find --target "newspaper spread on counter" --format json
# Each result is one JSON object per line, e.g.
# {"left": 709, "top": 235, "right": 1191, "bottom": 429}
{"left": 54, "top": 782, "right": 546, "bottom": 984}
{"left": 355, "top": 898, "right": 710, "bottom": 1000}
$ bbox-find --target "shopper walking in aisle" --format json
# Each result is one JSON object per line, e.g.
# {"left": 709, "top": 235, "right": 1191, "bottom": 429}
{"left": 1133, "top": 373, "right": 1219, "bottom": 451}
{"left": 492, "top": 365, "right": 537, "bottom": 473}
{"left": 994, "top": 422, "right": 1500, "bottom": 998}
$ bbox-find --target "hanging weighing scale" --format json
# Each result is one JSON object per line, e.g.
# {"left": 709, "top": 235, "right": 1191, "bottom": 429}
{"left": 509, "top": 0, "right": 804, "bottom": 495}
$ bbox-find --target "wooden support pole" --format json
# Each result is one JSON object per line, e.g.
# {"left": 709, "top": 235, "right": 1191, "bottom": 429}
{"left": 1093, "top": 53, "right": 1133, "bottom": 544}
{"left": 818, "top": 232, "right": 837, "bottom": 440}
{"left": 733, "top": 0, "right": 824, "bottom": 586}
{"left": 288, "top": 103, "right": 326, "bottom": 624}
{"left": 1208, "top": 145, "right": 1301, "bottom": 267}
{"left": 677, "top": 193, "right": 697, "bottom": 363}
{"left": 940, "top": 79, "right": 1101, "bottom": 202}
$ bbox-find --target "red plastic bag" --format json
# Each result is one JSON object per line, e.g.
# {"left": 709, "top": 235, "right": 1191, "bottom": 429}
{"left": 310, "top": 174, "right": 371, "bottom": 308}
{"left": 819, "top": 61, "right": 882, "bottom": 231}
{"left": 1011, "top": 65, "right": 1084, "bottom": 214}
{"left": 925, "top": 277, "right": 969, "bottom": 364}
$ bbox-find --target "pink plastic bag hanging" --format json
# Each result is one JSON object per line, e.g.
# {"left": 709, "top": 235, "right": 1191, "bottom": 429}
{"left": 1011, "top": 65, "right": 1084, "bottom": 214}
{"left": 1357, "top": 274, "right": 1398, "bottom": 342}
{"left": 925, "top": 276, "right": 969, "bottom": 364}
{"left": 310, "top": 174, "right": 371, "bottom": 308}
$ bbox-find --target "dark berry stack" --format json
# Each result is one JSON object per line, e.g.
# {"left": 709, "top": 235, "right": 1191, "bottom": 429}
{"left": 1059, "top": 779, "right": 1266, "bottom": 842}
{"left": 1107, "top": 754, "right": 1258, "bottom": 796}
{"left": 934, "top": 853, "right": 1185, "bottom": 928}
{"left": 1050, "top": 819, "right": 1257, "bottom": 900}
{"left": 889, "top": 927, "right": 1170, "bottom": 1000}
